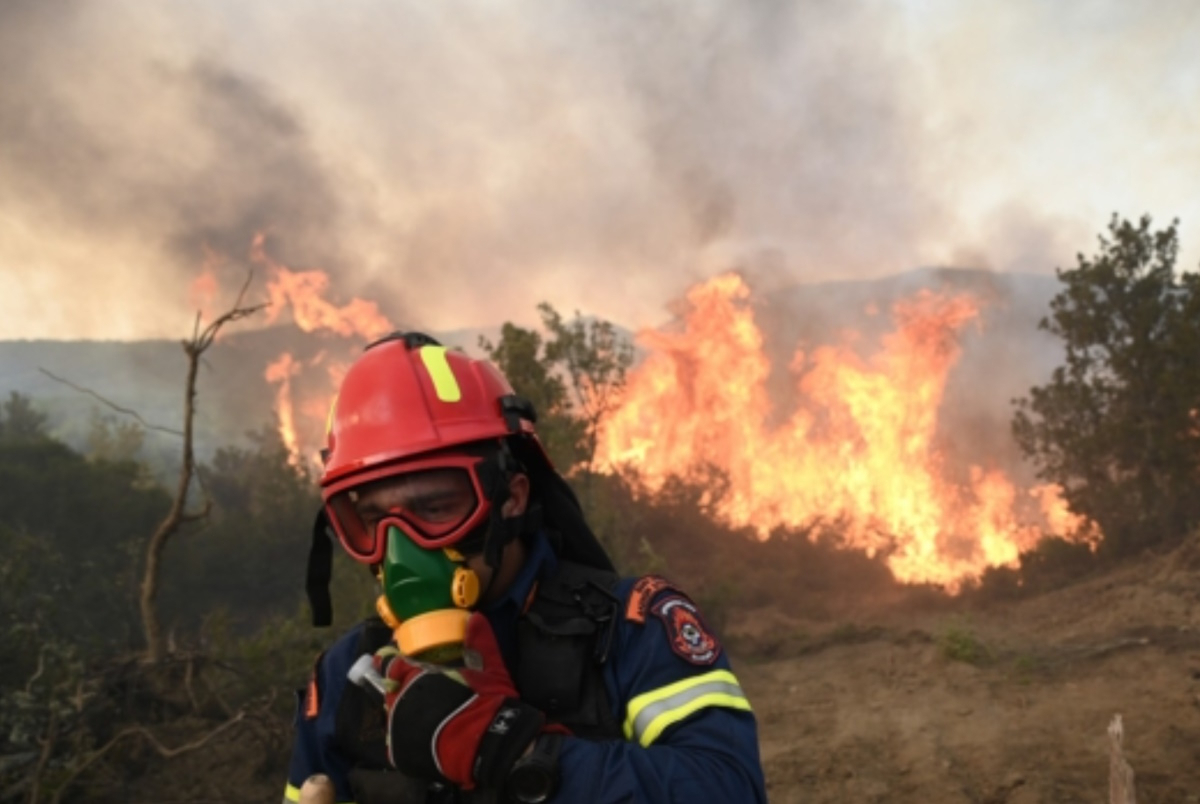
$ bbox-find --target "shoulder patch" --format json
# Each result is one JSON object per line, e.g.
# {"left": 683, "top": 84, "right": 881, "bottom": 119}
{"left": 652, "top": 594, "right": 722, "bottom": 666}
{"left": 625, "top": 575, "right": 677, "bottom": 624}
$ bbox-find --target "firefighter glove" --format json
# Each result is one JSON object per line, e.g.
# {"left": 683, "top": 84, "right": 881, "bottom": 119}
{"left": 378, "top": 612, "right": 544, "bottom": 791}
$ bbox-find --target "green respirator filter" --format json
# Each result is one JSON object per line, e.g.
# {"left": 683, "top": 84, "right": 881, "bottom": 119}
{"left": 377, "top": 526, "right": 477, "bottom": 664}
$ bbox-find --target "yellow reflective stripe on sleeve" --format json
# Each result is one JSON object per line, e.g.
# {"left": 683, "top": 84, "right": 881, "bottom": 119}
{"left": 283, "top": 781, "right": 355, "bottom": 804}
{"left": 418, "top": 346, "right": 462, "bottom": 403}
{"left": 623, "top": 669, "right": 753, "bottom": 747}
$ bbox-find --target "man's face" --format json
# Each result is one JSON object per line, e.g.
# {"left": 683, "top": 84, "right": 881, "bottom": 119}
{"left": 349, "top": 467, "right": 531, "bottom": 605}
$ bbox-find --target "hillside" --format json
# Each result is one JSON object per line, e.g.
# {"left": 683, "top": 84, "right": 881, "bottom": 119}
{"left": 735, "top": 537, "right": 1200, "bottom": 802}
{"left": 0, "top": 324, "right": 497, "bottom": 462}
{"left": 93, "top": 531, "right": 1200, "bottom": 803}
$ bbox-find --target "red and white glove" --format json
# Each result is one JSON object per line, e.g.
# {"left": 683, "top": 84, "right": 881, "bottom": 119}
{"left": 376, "top": 612, "right": 544, "bottom": 791}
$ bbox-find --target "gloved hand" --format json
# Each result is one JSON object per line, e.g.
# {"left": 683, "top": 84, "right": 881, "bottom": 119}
{"left": 377, "top": 612, "right": 544, "bottom": 791}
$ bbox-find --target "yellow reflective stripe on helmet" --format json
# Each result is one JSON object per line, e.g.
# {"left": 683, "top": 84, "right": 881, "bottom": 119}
{"left": 623, "top": 669, "right": 752, "bottom": 747}
{"left": 419, "top": 346, "right": 462, "bottom": 403}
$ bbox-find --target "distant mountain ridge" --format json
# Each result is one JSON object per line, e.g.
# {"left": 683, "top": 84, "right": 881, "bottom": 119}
{"left": 0, "top": 268, "right": 1063, "bottom": 469}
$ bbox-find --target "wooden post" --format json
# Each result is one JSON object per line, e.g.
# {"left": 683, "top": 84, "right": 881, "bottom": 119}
{"left": 1108, "top": 714, "right": 1136, "bottom": 804}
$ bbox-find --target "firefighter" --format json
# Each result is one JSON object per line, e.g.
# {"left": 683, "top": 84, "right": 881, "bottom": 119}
{"left": 284, "top": 332, "right": 767, "bottom": 804}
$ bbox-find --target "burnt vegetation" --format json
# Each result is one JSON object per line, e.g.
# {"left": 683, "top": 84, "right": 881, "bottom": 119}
{"left": 3, "top": 217, "right": 1200, "bottom": 801}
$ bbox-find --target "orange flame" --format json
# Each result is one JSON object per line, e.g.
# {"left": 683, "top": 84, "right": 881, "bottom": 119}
{"left": 251, "top": 233, "right": 391, "bottom": 341}
{"left": 247, "top": 234, "right": 394, "bottom": 461}
{"left": 1030, "top": 483, "right": 1101, "bottom": 546}
{"left": 187, "top": 245, "right": 223, "bottom": 322}
{"left": 597, "top": 273, "right": 1100, "bottom": 590}
{"left": 265, "top": 352, "right": 302, "bottom": 464}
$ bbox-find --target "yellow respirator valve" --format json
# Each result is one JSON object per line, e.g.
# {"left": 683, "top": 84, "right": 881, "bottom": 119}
{"left": 376, "top": 595, "right": 401, "bottom": 630}
{"left": 451, "top": 567, "right": 480, "bottom": 609}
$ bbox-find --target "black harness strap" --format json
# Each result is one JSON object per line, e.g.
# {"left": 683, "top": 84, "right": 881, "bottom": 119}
{"left": 515, "top": 560, "right": 623, "bottom": 741}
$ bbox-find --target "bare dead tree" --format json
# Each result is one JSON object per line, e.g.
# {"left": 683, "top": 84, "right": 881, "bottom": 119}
{"left": 140, "top": 275, "right": 265, "bottom": 662}
{"left": 26, "top": 711, "right": 58, "bottom": 804}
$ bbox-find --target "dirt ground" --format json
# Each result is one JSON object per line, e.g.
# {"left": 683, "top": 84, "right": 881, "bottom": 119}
{"left": 731, "top": 539, "right": 1200, "bottom": 803}
{"left": 82, "top": 539, "right": 1200, "bottom": 804}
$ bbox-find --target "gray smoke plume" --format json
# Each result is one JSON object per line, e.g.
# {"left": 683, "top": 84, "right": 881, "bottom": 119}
{"left": 0, "top": 0, "right": 1197, "bottom": 340}
{"left": 0, "top": 0, "right": 364, "bottom": 338}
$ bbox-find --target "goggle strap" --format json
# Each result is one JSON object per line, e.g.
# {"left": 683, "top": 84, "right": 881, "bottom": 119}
{"left": 306, "top": 509, "right": 335, "bottom": 627}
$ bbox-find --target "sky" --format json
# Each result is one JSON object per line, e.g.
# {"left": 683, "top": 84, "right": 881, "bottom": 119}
{"left": 1, "top": 0, "right": 1198, "bottom": 341}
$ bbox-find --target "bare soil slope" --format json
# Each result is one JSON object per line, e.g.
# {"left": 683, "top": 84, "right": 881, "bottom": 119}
{"left": 733, "top": 539, "right": 1200, "bottom": 803}
{"left": 90, "top": 539, "right": 1200, "bottom": 803}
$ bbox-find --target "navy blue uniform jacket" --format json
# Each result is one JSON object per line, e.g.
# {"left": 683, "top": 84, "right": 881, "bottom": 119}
{"left": 285, "top": 534, "right": 767, "bottom": 803}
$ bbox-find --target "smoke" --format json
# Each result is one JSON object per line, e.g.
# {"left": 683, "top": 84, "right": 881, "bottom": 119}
{"left": 0, "top": 1, "right": 353, "bottom": 337}
{"left": 0, "top": 0, "right": 1197, "bottom": 339}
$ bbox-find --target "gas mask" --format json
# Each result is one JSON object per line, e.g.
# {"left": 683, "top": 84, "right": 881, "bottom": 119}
{"left": 374, "top": 525, "right": 480, "bottom": 663}
{"left": 312, "top": 449, "right": 533, "bottom": 655}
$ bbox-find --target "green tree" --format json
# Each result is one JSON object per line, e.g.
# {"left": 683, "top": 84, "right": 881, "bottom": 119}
{"left": 0, "top": 391, "right": 49, "bottom": 444}
{"left": 86, "top": 411, "right": 147, "bottom": 464}
{"left": 160, "top": 426, "right": 322, "bottom": 628}
{"left": 538, "top": 303, "right": 635, "bottom": 475}
{"left": 480, "top": 307, "right": 636, "bottom": 475}
{"left": 479, "top": 322, "right": 586, "bottom": 471}
{"left": 0, "top": 433, "right": 170, "bottom": 652}
{"left": 1013, "top": 215, "right": 1200, "bottom": 554}
{"left": 479, "top": 305, "right": 640, "bottom": 568}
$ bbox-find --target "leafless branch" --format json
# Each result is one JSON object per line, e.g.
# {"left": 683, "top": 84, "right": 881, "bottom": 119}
{"left": 191, "top": 272, "right": 264, "bottom": 355}
{"left": 23, "top": 644, "right": 48, "bottom": 694}
{"left": 27, "top": 711, "right": 58, "bottom": 804}
{"left": 68, "top": 680, "right": 93, "bottom": 714}
{"left": 180, "top": 497, "right": 214, "bottom": 524}
{"left": 49, "top": 711, "right": 247, "bottom": 804}
{"left": 140, "top": 271, "right": 265, "bottom": 661}
{"left": 201, "top": 673, "right": 234, "bottom": 720}
{"left": 184, "top": 657, "right": 200, "bottom": 715}
{"left": 36, "top": 369, "right": 184, "bottom": 437}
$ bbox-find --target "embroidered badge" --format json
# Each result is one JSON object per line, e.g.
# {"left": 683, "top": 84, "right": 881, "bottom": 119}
{"left": 652, "top": 595, "right": 721, "bottom": 665}
{"left": 626, "top": 575, "right": 676, "bottom": 624}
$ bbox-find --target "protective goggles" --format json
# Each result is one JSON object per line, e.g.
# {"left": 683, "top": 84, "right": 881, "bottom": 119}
{"left": 324, "top": 454, "right": 494, "bottom": 564}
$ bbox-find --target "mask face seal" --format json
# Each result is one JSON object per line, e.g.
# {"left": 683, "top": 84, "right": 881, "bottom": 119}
{"left": 375, "top": 525, "right": 479, "bottom": 664}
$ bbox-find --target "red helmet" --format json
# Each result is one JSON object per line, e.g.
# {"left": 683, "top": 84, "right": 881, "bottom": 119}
{"left": 320, "top": 332, "right": 541, "bottom": 564}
